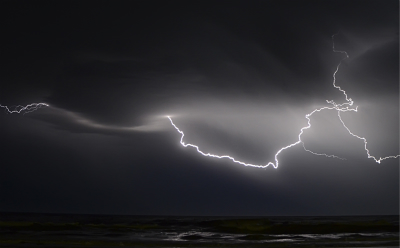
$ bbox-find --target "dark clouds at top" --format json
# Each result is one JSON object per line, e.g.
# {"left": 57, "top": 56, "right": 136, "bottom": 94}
{"left": 0, "top": 1, "right": 398, "bottom": 215}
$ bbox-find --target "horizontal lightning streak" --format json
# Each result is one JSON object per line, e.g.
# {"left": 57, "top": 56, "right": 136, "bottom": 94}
{"left": 0, "top": 103, "right": 49, "bottom": 114}
{"left": 167, "top": 116, "right": 276, "bottom": 168}
{"left": 167, "top": 33, "right": 399, "bottom": 167}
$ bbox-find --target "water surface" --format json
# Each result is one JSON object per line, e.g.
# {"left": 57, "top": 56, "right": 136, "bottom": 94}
{"left": 0, "top": 213, "right": 398, "bottom": 247}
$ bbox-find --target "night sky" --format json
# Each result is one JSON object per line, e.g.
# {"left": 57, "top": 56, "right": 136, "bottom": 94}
{"left": 1, "top": 1, "right": 398, "bottom": 216}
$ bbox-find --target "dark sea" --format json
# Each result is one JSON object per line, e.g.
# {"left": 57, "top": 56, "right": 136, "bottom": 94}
{"left": 0, "top": 212, "right": 398, "bottom": 247}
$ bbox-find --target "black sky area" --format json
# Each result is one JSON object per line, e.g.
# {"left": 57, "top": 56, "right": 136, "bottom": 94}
{"left": 0, "top": 1, "right": 399, "bottom": 216}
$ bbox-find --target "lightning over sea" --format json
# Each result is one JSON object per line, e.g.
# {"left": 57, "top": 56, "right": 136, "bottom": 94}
{"left": 167, "top": 33, "right": 400, "bottom": 168}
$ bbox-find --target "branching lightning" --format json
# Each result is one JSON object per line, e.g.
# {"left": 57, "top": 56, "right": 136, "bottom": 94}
{"left": 167, "top": 33, "right": 400, "bottom": 168}
{"left": 0, "top": 103, "right": 49, "bottom": 114}
{"left": 1, "top": 34, "right": 398, "bottom": 167}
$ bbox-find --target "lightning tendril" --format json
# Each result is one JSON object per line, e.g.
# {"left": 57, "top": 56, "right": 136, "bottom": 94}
{"left": 0, "top": 103, "right": 49, "bottom": 114}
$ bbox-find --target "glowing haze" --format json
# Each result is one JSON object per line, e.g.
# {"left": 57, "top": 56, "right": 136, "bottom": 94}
{"left": 167, "top": 34, "right": 399, "bottom": 167}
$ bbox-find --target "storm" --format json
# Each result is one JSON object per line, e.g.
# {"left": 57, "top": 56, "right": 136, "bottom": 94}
{"left": 0, "top": 1, "right": 398, "bottom": 216}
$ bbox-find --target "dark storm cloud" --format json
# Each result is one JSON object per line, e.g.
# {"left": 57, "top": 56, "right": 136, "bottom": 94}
{"left": 0, "top": 0, "right": 398, "bottom": 215}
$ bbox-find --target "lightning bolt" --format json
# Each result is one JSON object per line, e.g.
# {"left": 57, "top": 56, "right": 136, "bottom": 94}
{"left": 0, "top": 103, "right": 49, "bottom": 114}
{"left": 167, "top": 33, "right": 399, "bottom": 168}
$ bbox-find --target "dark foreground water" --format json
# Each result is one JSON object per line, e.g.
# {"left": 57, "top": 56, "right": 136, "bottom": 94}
{"left": 0, "top": 212, "right": 398, "bottom": 247}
